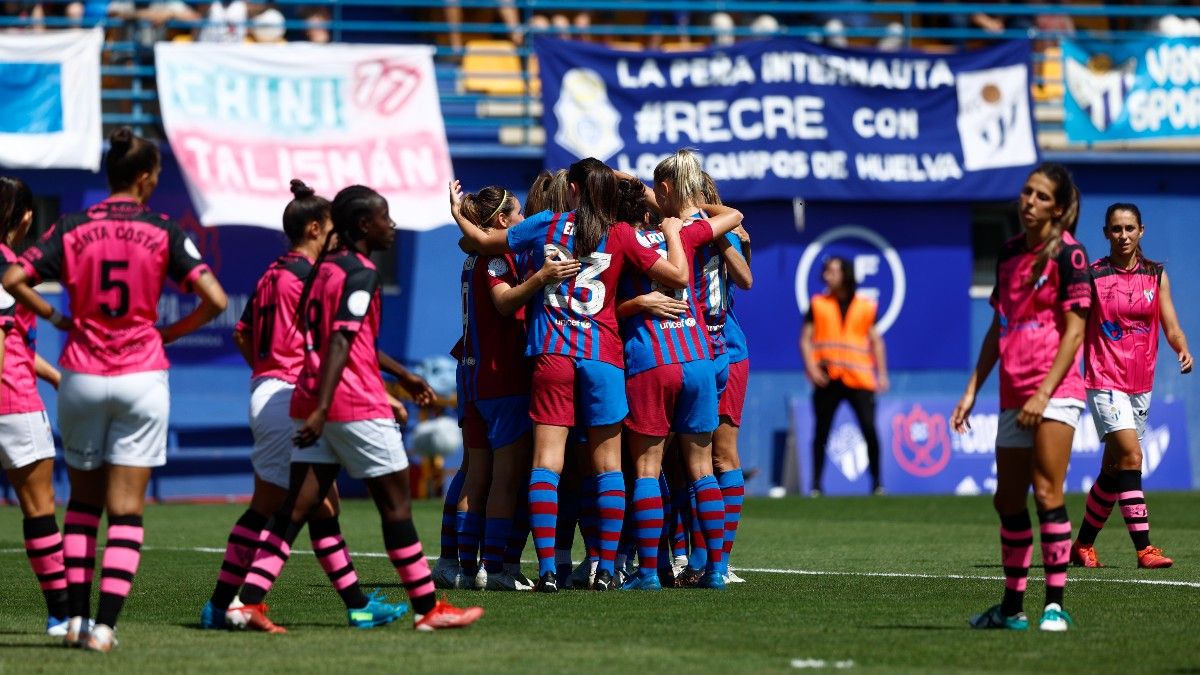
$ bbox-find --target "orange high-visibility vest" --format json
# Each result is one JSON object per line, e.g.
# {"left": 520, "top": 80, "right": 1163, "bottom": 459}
{"left": 811, "top": 294, "right": 878, "bottom": 391}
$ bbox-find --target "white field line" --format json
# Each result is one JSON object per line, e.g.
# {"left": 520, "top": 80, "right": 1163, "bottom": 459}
{"left": 3, "top": 546, "right": 1198, "bottom": 589}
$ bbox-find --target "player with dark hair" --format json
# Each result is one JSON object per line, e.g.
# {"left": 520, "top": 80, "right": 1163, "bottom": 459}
{"left": 201, "top": 180, "right": 395, "bottom": 630}
{"left": 448, "top": 156, "right": 690, "bottom": 592}
{"left": 233, "top": 184, "right": 482, "bottom": 631}
{"left": 446, "top": 185, "right": 578, "bottom": 590}
{"left": 952, "top": 162, "right": 1088, "bottom": 633}
{"left": 1072, "top": 203, "right": 1191, "bottom": 569}
{"left": 2, "top": 127, "right": 229, "bottom": 651}
{"left": 0, "top": 176, "right": 69, "bottom": 636}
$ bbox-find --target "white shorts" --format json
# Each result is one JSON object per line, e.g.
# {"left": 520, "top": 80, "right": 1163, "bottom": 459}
{"left": 59, "top": 369, "right": 170, "bottom": 471}
{"left": 1087, "top": 389, "right": 1151, "bottom": 442}
{"left": 291, "top": 418, "right": 408, "bottom": 480}
{"left": 996, "top": 398, "right": 1085, "bottom": 448}
{"left": 0, "top": 410, "right": 56, "bottom": 471}
{"left": 248, "top": 377, "right": 295, "bottom": 489}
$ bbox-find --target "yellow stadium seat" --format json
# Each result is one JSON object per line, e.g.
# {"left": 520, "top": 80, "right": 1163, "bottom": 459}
{"left": 1033, "top": 44, "right": 1064, "bottom": 102}
{"left": 606, "top": 40, "right": 644, "bottom": 51}
{"left": 661, "top": 40, "right": 704, "bottom": 52}
{"left": 461, "top": 39, "right": 526, "bottom": 96}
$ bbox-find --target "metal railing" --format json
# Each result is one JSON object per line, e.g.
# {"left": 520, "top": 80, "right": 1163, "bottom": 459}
{"left": 1, "top": 2, "right": 1194, "bottom": 156}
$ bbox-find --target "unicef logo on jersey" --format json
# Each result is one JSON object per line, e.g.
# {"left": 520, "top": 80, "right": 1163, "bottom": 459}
{"left": 794, "top": 225, "right": 906, "bottom": 335}
{"left": 553, "top": 68, "right": 623, "bottom": 161}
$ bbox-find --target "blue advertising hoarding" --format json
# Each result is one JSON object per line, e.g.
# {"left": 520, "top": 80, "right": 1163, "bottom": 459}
{"left": 792, "top": 395, "right": 1193, "bottom": 495}
{"left": 536, "top": 37, "right": 1039, "bottom": 201}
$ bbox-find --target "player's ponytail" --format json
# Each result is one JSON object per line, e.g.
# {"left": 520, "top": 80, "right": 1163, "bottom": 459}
{"left": 459, "top": 186, "right": 515, "bottom": 229}
{"left": 0, "top": 176, "right": 33, "bottom": 246}
{"left": 282, "top": 179, "right": 331, "bottom": 247}
{"left": 526, "top": 169, "right": 570, "bottom": 215}
{"left": 700, "top": 171, "right": 723, "bottom": 207}
{"left": 613, "top": 177, "right": 650, "bottom": 228}
{"left": 1030, "top": 162, "right": 1078, "bottom": 283}
{"left": 105, "top": 126, "right": 160, "bottom": 193}
{"left": 653, "top": 148, "right": 705, "bottom": 217}
{"left": 567, "top": 157, "right": 616, "bottom": 259}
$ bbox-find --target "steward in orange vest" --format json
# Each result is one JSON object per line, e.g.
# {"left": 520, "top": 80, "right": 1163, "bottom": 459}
{"left": 808, "top": 293, "right": 878, "bottom": 392}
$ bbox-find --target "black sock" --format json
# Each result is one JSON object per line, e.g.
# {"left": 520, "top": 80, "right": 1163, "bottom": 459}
{"left": 999, "top": 511, "right": 1032, "bottom": 617}
{"left": 1116, "top": 470, "right": 1152, "bottom": 550}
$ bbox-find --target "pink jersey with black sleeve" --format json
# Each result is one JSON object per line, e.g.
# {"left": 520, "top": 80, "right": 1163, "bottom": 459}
{"left": 18, "top": 197, "right": 210, "bottom": 376}
{"left": 1084, "top": 257, "right": 1161, "bottom": 394}
{"left": 0, "top": 244, "right": 45, "bottom": 415}
{"left": 289, "top": 249, "right": 392, "bottom": 423}
{"left": 235, "top": 251, "right": 312, "bottom": 383}
{"left": 990, "top": 231, "right": 1092, "bottom": 409}
{"left": 458, "top": 253, "right": 530, "bottom": 402}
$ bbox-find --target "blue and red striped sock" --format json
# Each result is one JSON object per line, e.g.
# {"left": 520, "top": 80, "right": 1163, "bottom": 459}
{"left": 716, "top": 469, "right": 745, "bottom": 575}
{"left": 693, "top": 475, "right": 726, "bottom": 574}
{"left": 596, "top": 471, "right": 626, "bottom": 576}
{"left": 439, "top": 469, "right": 465, "bottom": 561}
{"left": 632, "top": 478, "right": 664, "bottom": 575}
{"left": 687, "top": 483, "right": 707, "bottom": 571}
{"left": 456, "top": 511, "right": 483, "bottom": 576}
{"left": 482, "top": 517, "right": 511, "bottom": 575}
{"left": 529, "top": 468, "right": 560, "bottom": 577}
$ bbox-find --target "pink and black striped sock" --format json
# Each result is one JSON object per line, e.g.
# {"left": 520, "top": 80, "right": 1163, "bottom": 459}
{"left": 309, "top": 517, "right": 368, "bottom": 609}
{"left": 383, "top": 519, "right": 436, "bottom": 616}
{"left": 1116, "top": 470, "right": 1152, "bottom": 550}
{"left": 96, "top": 514, "right": 144, "bottom": 628}
{"left": 240, "top": 519, "right": 303, "bottom": 605}
{"left": 209, "top": 509, "right": 268, "bottom": 611}
{"left": 999, "top": 510, "right": 1033, "bottom": 616}
{"left": 23, "top": 515, "right": 67, "bottom": 619}
{"left": 63, "top": 500, "right": 102, "bottom": 619}
{"left": 1039, "top": 506, "right": 1072, "bottom": 608}
{"left": 1075, "top": 472, "right": 1117, "bottom": 546}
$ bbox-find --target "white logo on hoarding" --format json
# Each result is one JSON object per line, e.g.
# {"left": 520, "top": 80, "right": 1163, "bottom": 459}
{"left": 553, "top": 68, "right": 624, "bottom": 161}
{"left": 794, "top": 225, "right": 906, "bottom": 335}
{"left": 956, "top": 64, "right": 1037, "bottom": 170}
{"left": 1064, "top": 54, "right": 1136, "bottom": 132}
{"left": 828, "top": 423, "right": 869, "bottom": 482}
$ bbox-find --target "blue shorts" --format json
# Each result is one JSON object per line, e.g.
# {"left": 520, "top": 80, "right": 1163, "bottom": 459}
{"left": 714, "top": 352, "right": 731, "bottom": 396}
{"left": 625, "top": 359, "right": 718, "bottom": 436}
{"left": 531, "top": 354, "right": 628, "bottom": 427}
{"left": 462, "top": 395, "right": 532, "bottom": 449}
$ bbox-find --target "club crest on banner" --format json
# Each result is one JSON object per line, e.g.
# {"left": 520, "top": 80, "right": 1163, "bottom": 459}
{"left": 552, "top": 67, "right": 623, "bottom": 161}
{"left": 794, "top": 225, "right": 906, "bottom": 334}
{"left": 956, "top": 64, "right": 1038, "bottom": 170}
{"left": 1064, "top": 52, "right": 1136, "bottom": 132}
{"left": 891, "top": 405, "right": 951, "bottom": 477}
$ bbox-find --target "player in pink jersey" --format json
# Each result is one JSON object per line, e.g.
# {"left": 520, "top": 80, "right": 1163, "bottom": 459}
{"left": 1071, "top": 203, "right": 1191, "bottom": 570}
{"left": 0, "top": 177, "right": 71, "bottom": 636}
{"left": 2, "top": 128, "right": 229, "bottom": 652}
{"left": 449, "top": 157, "right": 691, "bottom": 592}
{"left": 234, "top": 185, "right": 482, "bottom": 632}
{"left": 613, "top": 165, "right": 746, "bottom": 591}
{"left": 201, "top": 180, "right": 402, "bottom": 631}
{"left": 442, "top": 185, "right": 579, "bottom": 592}
{"left": 951, "top": 163, "right": 1089, "bottom": 633}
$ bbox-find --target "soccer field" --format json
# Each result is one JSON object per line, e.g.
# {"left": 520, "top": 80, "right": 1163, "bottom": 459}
{"left": 1, "top": 493, "right": 1197, "bottom": 673}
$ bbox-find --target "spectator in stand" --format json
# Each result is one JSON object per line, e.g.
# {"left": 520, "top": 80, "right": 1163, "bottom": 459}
{"left": 445, "top": 0, "right": 523, "bottom": 49}
{"left": 807, "top": 9, "right": 904, "bottom": 51}
{"left": 197, "top": 0, "right": 248, "bottom": 43}
{"left": 710, "top": 11, "right": 781, "bottom": 46}
{"left": 299, "top": 6, "right": 329, "bottom": 43}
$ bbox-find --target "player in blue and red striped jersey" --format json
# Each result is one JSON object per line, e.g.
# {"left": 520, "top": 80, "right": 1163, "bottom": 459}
{"left": 0, "top": 177, "right": 70, "bottom": 636}
{"left": 4, "top": 128, "right": 229, "bottom": 651}
{"left": 200, "top": 180, "right": 398, "bottom": 631}
{"left": 233, "top": 185, "right": 482, "bottom": 632}
{"left": 449, "top": 157, "right": 691, "bottom": 592}
{"left": 652, "top": 151, "right": 752, "bottom": 585}
{"left": 613, "top": 171, "right": 745, "bottom": 591}
{"left": 445, "top": 185, "right": 579, "bottom": 591}
{"left": 700, "top": 171, "right": 751, "bottom": 582}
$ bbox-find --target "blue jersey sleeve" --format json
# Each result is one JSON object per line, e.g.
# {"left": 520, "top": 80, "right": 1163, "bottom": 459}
{"left": 506, "top": 209, "right": 556, "bottom": 254}
{"left": 725, "top": 232, "right": 743, "bottom": 255}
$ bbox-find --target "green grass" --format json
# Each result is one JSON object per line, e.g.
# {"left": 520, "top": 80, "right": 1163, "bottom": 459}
{"left": 1, "top": 493, "right": 1199, "bottom": 673}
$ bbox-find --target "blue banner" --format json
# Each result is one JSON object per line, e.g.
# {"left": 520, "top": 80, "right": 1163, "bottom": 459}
{"left": 1062, "top": 37, "right": 1200, "bottom": 142}
{"left": 535, "top": 37, "right": 1039, "bottom": 201}
{"left": 0, "top": 63, "right": 63, "bottom": 133}
{"left": 732, "top": 200, "right": 972, "bottom": 370}
{"left": 791, "top": 395, "right": 1193, "bottom": 496}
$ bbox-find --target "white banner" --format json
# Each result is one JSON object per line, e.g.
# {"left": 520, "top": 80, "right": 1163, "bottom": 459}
{"left": 0, "top": 29, "right": 102, "bottom": 171}
{"left": 155, "top": 42, "right": 452, "bottom": 230}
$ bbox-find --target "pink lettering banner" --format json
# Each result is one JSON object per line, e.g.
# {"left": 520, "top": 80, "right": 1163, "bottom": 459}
{"left": 155, "top": 43, "right": 451, "bottom": 230}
